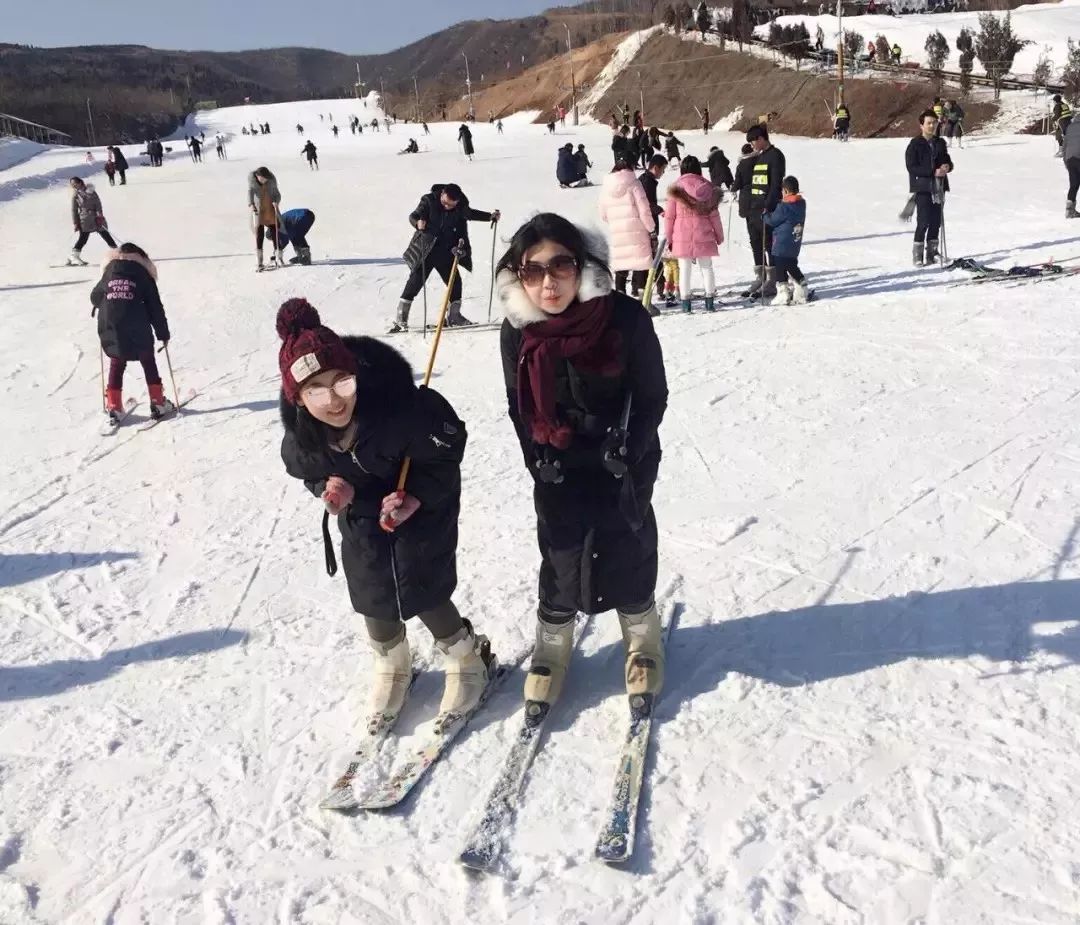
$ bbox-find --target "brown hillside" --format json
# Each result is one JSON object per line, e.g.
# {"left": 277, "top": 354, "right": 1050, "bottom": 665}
{"left": 587, "top": 33, "right": 996, "bottom": 138}
{"left": 441, "top": 33, "right": 630, "bottom": 123}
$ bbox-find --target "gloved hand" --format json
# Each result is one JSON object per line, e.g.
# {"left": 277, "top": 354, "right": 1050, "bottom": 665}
{"left": 601, "top": 429, "right": 629, "bottom": 479}
{"left": 490, "top": 209, "right": 501, "bottom": 224}
{"left": 533, "top": 457, "right": 564, "bottom": 485}
{"left": 379, "top": 490, "right": 420, "bottom": 532}
{"left": 323, "top": 476, "right": 354, "bottom": 515}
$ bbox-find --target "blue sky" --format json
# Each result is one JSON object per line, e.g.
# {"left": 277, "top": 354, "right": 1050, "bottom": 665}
{"left": 9, "top": 0, "right": 555, "bottom": 54}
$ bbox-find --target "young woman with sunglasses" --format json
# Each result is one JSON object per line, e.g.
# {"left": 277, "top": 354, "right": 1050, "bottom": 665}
{"left": 496, "top": 213, "right": 669, "bottom": 708}
{"left": 276, "top": 298, "right": 497, "bottom": 730}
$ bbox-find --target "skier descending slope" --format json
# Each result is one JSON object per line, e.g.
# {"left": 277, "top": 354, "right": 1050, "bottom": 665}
{"left": 91, "top": 243, "right": 175, "bottom": 425}
{"left": 497, "top": 213, "right": 669, "bottom": 709}
{"left": 276, "top": 299, "right": 498, "bottom": 744}
{"left": 390, "top": 183, "right": 500, "bottom": 333}
{"left": 67, "top": 177, "right": 116, "bottom": 265}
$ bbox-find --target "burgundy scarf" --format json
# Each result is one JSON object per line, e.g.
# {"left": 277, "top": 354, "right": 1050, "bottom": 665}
{"left": 517, "top": 295, "right": 622, "bottom": 449}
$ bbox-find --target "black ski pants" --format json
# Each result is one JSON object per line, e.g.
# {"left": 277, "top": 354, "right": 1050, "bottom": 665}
{"left": 1067, "top": 157, "right": 1080, "bottom": 203}
{"left": 288, "top": 211, "right": 315, "bottom": 249}
{"left": 746, "top": 212, "right": 773, "bottom": 267}
{"left": 614, "top": 270, "right": 648, "bottom": 295}
{"left": 401, "top": 246, "right": 462, "bottom": 303}
{"left": 913, "top": 193, "right": 942, "bottom": 244}
{"left": 772, "top": 257, "right": 805, "bottom": 284}
{"left": 74, "top": 228, "right": 117, "bottom": 251}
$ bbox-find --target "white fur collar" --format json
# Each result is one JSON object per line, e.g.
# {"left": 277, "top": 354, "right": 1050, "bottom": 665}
{"left": 102, "top": 248, "right": 158, "bottom": 280}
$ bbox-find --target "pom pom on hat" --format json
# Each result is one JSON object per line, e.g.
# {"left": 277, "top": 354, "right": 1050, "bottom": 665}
{"left": 276, "top": 298, "right": 358, "bottom": 405}
{"left": 276, "top": 297, "right": 322, "bottom": 340}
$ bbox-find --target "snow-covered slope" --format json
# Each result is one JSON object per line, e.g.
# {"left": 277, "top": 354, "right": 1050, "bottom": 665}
{"left": 2, "top": 93, "right": 1080, "bottom": 923}
{"left": 757, "top": 0, "right": 1080, "bottom": 79}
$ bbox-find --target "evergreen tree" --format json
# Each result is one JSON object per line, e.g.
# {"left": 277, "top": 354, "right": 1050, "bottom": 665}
{"left": 875, "top": 34, "right": 891, "bottom": 63}
{"left": 843, "top": 30, "right": 865, "bottom": 68}
{"left": 924, "top": 30, "right": 950, "bottom": 91}
{"left": 1063, "top": 39, "right": 1080, "bottom": 100}
{"left": 731, "top": 0, "right": 751, "bottom": 51}
{"left": 663, "top": 4, "right": 677, "bottom": 29}
{"left": 696, "top": 1, "right": 711, "bottom": 34}
{"left": 975, "top": 12, "right": 1029, "bottom": 100}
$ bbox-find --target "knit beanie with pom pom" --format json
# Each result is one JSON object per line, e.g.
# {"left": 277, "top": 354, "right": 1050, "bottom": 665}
{"left": 276, "top": 298, "right": 358, "bottom": 405}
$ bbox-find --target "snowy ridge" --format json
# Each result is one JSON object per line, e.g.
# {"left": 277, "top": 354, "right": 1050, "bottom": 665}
{"left": 579, "top": 25, "right": 663, "bottom": 119}
{"left": 1, "top": 92, "right": 1080, "bottom": 922}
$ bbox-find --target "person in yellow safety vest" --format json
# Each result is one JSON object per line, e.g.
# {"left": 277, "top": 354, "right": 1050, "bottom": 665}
{"left": 1053, "top": 94, "right": 1073, "bottom": 156}
{"left": 833, "top": 103, "right": 852, "bottom": 140}
{"left": 932, "top": 97, "right": 945, "bottom": 137}
{"left": 891, "top": 43, "right": 902, "bottom": 65}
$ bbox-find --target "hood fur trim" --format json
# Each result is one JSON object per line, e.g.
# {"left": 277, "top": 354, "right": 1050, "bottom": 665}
{"left": 498, "top": 229, "right": 613, "bottom": 329}
{"left": 667, "top": 181, "right": 722, "bottom": 215}
{"left": 102, "top": 249, "right": 158, "bottom": 280}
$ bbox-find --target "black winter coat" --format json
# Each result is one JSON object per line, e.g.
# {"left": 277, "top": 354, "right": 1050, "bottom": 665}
{"left": 500, "top": 282, "right": 668, "bottom": 615}
{"left": 638, "top": 169, "right": 663, "bottom": 222}
{"left": 557, "top": 148, "right": 579, "bottom": 185}
{"left": 402, "top": 184, "right": 492, "bottom": 273}
{"left": 612, "top": 134, "right": 633, "bottom": 166}
{"left": 458, "top": 125, "right": 475, "bottom": 156}
{"left": 706, "top": 149, "right": 733, "bottom": 188}
{"left": 731, "top": 154, "right": 757, "bottom": 219}
{"left": 111, "top": 148, "right": 129, "bottom": 171}
{"left": 748, "top": 144, "right": 786, "bottom": 213}
{"left": 280, "top": 336, "right": 467, "bottom": 623}
{"left": 905, "top": 134, "right": 953, "bottom": 194}
{"left": 91, "top": 253, "right": 170, "bottom": 360}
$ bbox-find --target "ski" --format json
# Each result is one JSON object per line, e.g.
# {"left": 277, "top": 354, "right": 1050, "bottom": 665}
{"left": 594, "top": 606, "right": 679, "bottom": 865}
{"left": 100, "top": 398, "right": 138, "bottom": 436}
{"left": 319, "top": 669, "right": 421, "bottom": 812}
{"left": 458, "top": 614, "right": 593, "bottom": 873}
{"left": 417, "top": 321, "right": 502, "bottom": 335}
{"left": 354, "top": 644, "right": 531, "bottom": 811}
{"left": 137, "top": 390, "right": 197, "bottom": 432}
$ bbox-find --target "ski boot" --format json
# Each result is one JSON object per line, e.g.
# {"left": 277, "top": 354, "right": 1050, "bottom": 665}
{"left": 67, "top": 249, "right": 88, "bottom": 267}
{"left": 912, "top": 243, "right": 925, "bottom": 267}
{"left": 925, "top": 239, "right": 940, "bottom": 265}
{"left": 680, "top": 299, "right": 693, "bottom": 314}
{"left": 299, "top": 247, "right": 312, "bottom": 265}
{"left": 149, "top": 383, "right": 176, "bottom": 420}
{"left": 761, "top": 266, "right": 778, "bottom": 300}
{"left": 256, "top": 248, "right": 266, "bottom": 272}
{"left": 740, "top": 266, "right": 765, "bottom": 299}
{"left": 792, "top": 281, "right": 810, "bottom": 305}
{"left": 435, "top": 619, "right": 496, "bottom": 719}
{"left": 664, "top": 292, "right": 678, "bottom": 308}
{"left": 105, "top": 387, "right": 124, "bottom": 426}
{"left": 366, "top": 626, "right": 412, "bottom": 733}
{"left": 1068, "top": 201, "right": 1078, "bottom": 220}
{"left": 387, "top": 298, "right": 411, "bottom": 334}
{"left": 704, "top": 295, "right": 717, "bottom": 312}
{"left": 771, "top": 282, "right": 792, "bottom": 306}
{"left": 445, "top": 300, "right": 474, "bottom": 327}
{"left": 524, "top": 612, "right": 575, "bottom": 706}
{"left": 618, "top": 602, "right": 665, "bottom": 698}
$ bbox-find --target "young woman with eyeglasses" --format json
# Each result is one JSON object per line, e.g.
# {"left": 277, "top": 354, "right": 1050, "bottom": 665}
{"left": 276, "top": 298, "right": 498, "bottom": 732}
{"left": 496, "top": 213, "right": 669, "bottom": 708}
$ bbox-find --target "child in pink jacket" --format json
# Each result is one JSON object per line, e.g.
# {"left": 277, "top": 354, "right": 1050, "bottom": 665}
{"left": 663, "top": 155, "right": 724, "bottom": 313}
{"left": 598, "top": 162, "right": 655, "bottom": 298}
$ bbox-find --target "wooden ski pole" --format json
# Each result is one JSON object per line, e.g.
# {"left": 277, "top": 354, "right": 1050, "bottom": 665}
{"left": 395, "top": 251, "right": 461, "bottom": 490}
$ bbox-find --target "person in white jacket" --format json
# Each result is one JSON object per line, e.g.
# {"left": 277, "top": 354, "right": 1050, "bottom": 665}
{"left": 597, "top": 160, "right": 656, "bottom": 298}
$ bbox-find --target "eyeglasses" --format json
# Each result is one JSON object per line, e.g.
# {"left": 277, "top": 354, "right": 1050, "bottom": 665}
{"left": 518, "top": 255, "right": 579, "bottom": 286}
{"left": 301, "top": 375, "right": 357, "bottom": 408}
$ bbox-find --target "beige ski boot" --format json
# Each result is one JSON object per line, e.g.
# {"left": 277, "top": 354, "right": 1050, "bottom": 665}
{"left": 366, "top": 626, "right": 412, "bottom": 733}
{"left": 618, "top": 602, "right": 665, "bottom": 699}
{"left": 435, "top": 619, "right": 495, "bottom": 722}
{"left": 524, "top": 613, "right": 575, "bottom": 706}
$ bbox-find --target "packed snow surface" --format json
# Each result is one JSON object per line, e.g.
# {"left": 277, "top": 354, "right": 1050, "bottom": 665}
{"left": 2, "top": 92, "right": 1080, "bottom": 923}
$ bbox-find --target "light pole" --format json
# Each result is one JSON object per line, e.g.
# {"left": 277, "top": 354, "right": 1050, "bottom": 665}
{"left": 462, "top": 52, "right": 475, "bottom": 119}
{"left": 413, "top": 76, "right": 422, "bottom": 123}
{"left": 563, "top": 23, "right": 580, "bottom": 126}
{"left": 836, "top": 0, "right": 845, "bottom": 106}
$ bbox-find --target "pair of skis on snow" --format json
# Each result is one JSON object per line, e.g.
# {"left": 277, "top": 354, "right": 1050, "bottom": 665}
{"left": 946, "top": 256, "right": 1080, "bottom": 287}
{"left": 321, "top": 606, "right": 677, "bottom": 870}
{"left": 100, "top": 391, "right": 196, "bottom": 436}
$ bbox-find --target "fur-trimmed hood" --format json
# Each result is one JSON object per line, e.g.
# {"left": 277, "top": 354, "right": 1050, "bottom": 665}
{"left": 667, "top": 174, "right": 722, "bottom": 214}
{"left": 278, "top": 334, "right": 416, "bottom": 432}
{"left": 101, "top": 249, "right": 158, "bottom": 280}
{"left": 497, "top": 229, "right": 614, "bottom": 330}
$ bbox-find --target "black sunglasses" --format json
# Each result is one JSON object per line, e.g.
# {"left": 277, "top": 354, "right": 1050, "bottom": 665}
{"left": 518, "top": 255, "right": 579, "bottom": 286}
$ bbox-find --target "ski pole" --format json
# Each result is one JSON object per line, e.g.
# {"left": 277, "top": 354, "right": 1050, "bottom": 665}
{"left": 487, "top": 218, "right": 498, "bottom": 324}
{"left": 421, "top": 245, "right": 428, "bottom": 341}
{"left": 395, "top": 251, "right": 461, "bottom": 491}
{"left": 99, "top": 348, "right": 106, "bottom": 412}
{"left": 726, "top": 198, "right": 734, "bottom": 250}
{"left": 761, "top": 218, "right": 769, "bottom": 295}
{"left": 162, "top": 342, "right": 181, "bottom": 412}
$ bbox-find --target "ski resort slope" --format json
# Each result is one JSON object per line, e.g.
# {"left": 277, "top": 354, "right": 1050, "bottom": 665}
{"left": 759, "top": 0, "right": 1080, "bottom": 78}
{"left": 2, "top": 93, "right": 1080, "bottom": 923}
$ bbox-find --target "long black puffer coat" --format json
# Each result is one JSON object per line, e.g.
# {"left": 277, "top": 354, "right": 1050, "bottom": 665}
{"left": 402, "top": 184, "right": 493, "bottom": 273}
{"left": 91, "top": 251, "right": 170, "bottom": 359}
{"left": 280, "top": 336, "right": 467, "bottom": 623}
{"left": 498, "top": 256, "right": 668, "bottom": 616}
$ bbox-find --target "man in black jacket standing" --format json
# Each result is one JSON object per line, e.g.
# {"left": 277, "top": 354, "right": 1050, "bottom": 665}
{"left": 905, "top": 110, "right": 953, "bottom": 266}
{"left": 390, "top": 183, "right": 500, "bottom": 333}
{"left": 638, "top": 154, "right": 669, "bottom": 314}
{"left": 744, "top": 125, "right": 786, "bottom": 299}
